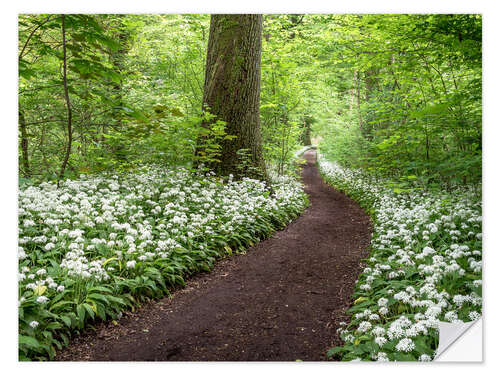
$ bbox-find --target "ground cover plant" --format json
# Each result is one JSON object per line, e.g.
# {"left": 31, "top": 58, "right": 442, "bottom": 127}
{"left": 318, "top": 153, "right": 482, "bottom": 361}
{"left": 18, "top": 13, "right": 482, "bottom": 362}
{"left": 18, "top": 167, "right": 308, "bottom": 360}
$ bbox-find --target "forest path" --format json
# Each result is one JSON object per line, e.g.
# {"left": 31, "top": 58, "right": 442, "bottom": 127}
{"left": 56, "top": 149, "right": 372, "bottom": 361}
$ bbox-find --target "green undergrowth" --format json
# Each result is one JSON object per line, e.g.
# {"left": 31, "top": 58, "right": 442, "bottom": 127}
{"left": 18, "top": 166, "right": 308, "bottom": 360}
{"left": 317, "top": 153, "right": 482, "bottom": 362}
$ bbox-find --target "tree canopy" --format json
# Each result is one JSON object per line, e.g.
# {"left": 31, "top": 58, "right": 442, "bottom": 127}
{"left": 18, "top": 14, "right": 481, "bottom": 188}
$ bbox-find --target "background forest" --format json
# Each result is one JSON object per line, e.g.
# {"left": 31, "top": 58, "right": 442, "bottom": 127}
{"left": 18, "top": 14, "right": 481, "bottom": 188}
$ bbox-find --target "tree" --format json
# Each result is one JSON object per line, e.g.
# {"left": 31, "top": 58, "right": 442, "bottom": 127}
{"left": 198, "top": 14, "right": 266, "bottom": 179}
{"left": 18, "top": 14, "right": 123, "bottom": 180}
{"left": 58, "top": 14, "right": 73, "bottom": 184}
{"left": 301, "top": 115, "right": 313, "bottom": 146}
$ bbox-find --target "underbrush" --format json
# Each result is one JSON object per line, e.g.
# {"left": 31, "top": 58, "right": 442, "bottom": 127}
{"left": 317, "top": 153, "right": 482, "bottom": 362}
{"left": 18, "top": 166, "right": 308, "bottom": 360}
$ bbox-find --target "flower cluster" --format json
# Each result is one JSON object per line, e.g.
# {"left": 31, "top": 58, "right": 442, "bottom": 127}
{"left": 319, "top": 154, "right": 482, "bottom": 362}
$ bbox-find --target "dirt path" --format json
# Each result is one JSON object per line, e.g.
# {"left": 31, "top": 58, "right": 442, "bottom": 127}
{"left": 56, "top": 149, "right": 372, "bottom": 361}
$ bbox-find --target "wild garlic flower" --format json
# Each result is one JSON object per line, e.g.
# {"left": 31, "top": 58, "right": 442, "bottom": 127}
{"left": 36, "top": 296, "right": 49, "bottom": 304}
{"left": 375, "top": 336, "right": 387, "bottom": 347}
{"left": 395, "top": 338, "right": 415, "bottom": 353}
{"left": 419, "top": 354, "right": 432, "bottom": 361}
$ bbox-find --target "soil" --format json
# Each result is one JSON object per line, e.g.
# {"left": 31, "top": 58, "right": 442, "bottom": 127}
{"left": 55, "top": 149, "right": 372, "bottom": 361}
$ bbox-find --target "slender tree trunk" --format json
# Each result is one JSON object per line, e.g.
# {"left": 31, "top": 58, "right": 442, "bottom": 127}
{"left": 198, "top": 14, "right": 266, "bottom": 179}
{"left": 355, "top": 70, "right": 363, "bottom": 131}
{"left": 302, "top": 116, "right": 312, "bottom": 146}
{"left": 279, "top": 115, "right": 288, "bottom": 175}
{"left": 108, "top": 17, "right": 129, "bottom": 161}
{"left": 39, "top": 124, "right": 49, "bottom": 171}
{"left": 364, "top": 69, "right": 376, "bottom": 102}
{"left": 363, "top": 68, "right": 378, "bottom": 140}
{"left": 111, "top": 16, "right": 128, "bottom": 128}
{"left": 58, "top": 14, "right": 72, "bottom": 185}
{"left": 19, "top": 109, "right": 31, "bottom": 177}
{"left": 424, "top": 125, "right": 430, "bottom": 162}
{"left": 349, "top": 71, "right": 356, "bottom": 112}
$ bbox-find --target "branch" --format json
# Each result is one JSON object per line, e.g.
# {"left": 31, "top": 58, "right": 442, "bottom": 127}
{"left": 19, "top": 15, "right": 57, "bottom": 61}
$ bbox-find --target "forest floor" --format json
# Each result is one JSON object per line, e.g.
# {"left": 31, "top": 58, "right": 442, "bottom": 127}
{"left": 56, "top": 150, "right": 372, "bottom": 361}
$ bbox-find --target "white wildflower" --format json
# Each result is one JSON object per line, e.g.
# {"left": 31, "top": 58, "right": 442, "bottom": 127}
{"left": 419, "top": 354, "right": 432, "bottom": 361}
{"left": 36, "top": 296, "right": 49, "bottom": 304}
{"left": 357, "top": 321, "right": 372, "bottom": 333}
{"left": 395, "top": 338, "right": 415, "bottom": 352}
{"left": 375, "top": 336, "right": 387, "bottom": 347}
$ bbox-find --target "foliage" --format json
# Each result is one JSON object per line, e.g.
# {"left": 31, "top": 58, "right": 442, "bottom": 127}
{"left": 318, "top": 153, "right": 482, "bottom": 361}
{"left": 195, "top": 112, "right": 236, "bottom": 167}
{"left": 314, "top": 14, "right": 482, "bottom": 187}
{"left": 18, "top": 14, "right": 210, "bottom": 180}
{"left": 18, "top": 14, "right": 482, "bottom": 184}
{"left": 261, "top": 15, "right": 325, "bottom": 175}
{"left": 18, "top": 167, "right": 308, "bottom": 360}
{"left": 19, "top": 14, "right": 124, "bottom": 180}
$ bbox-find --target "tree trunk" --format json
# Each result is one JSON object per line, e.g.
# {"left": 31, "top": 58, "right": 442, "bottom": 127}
{"left": 111, "top": 15, "right": 128, "bottom": 129}
{"left": 302, "top": 116, "right": 312, "bottom": 146}
{"left": 349, "top": 70, "right": 356, "bottom": 112}
{"left": 19, "top": 109, "right": 31, "bottom": 177}
{"left": 109, "top": 16, "right": 129, "bottom": 161}
{"left": 363, "top": 68, "right": 378, "bottom": 140}
{"left": 355, "top": 70, "right": 363, "bottom": 131}
{"left": 58, "top": 14, "right": 72, "bottom": 185}
{"left": 199, "top": 14, "right": 266, "bottom": 179}
{"left": 364, "top": 68, "right": 377, "bottom": 102}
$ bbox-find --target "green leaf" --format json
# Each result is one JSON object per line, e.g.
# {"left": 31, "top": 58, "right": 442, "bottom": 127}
{"left": 87, "top": 293, "right": 110, "bottom": 305}
{"left": 326, "top": 346, "right": 345, "bottom": 357}
{"left": 45, "top": 322, "right": 62, "bottom": 330}
{"left": 393, "top": 352, "right": 416, "bottom": 361}
{"left": 49, "top": 300, "right": 76, "bottom": 312}
{"left": 19, "top": 335, "right": 40, "bottom": 349}
{"left": 88, "top": 286, "right": 113, "bottom": 294}
{"left": 34, "top": 285, "right": 47, "bottom": 296}
{"left": 60, "top": 315, "right": 72, "bottom": 328}
{"left": 82, "top": 303, "right": 95, "bottom": 319}
{"left": 76, "top": 304, "right": 86, "bottom": 324}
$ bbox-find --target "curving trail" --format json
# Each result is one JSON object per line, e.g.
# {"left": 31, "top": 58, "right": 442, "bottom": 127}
{"left": 56, "top": 149, "right": 372, "bottom": 361}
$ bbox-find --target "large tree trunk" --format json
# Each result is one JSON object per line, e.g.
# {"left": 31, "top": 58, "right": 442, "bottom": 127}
{"left": 199, "top": 14, "right": 266, "bottom": 179}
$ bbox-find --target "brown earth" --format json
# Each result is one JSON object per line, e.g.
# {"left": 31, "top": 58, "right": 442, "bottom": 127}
{"left": 56, "top": 149, "right": 372, "bottom": 361}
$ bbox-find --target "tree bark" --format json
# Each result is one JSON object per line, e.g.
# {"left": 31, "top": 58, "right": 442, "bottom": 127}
{"left": 108, "top": 15, "right": 129, "bottom": 160}
{"left": 111, "top": 15, "right": 128, "bottom": 129}
{"left": 199, "top": 14, "right": 266, "bottom": 179}
{"left": 58, "top": 14, "right": 72, "bottom": 185}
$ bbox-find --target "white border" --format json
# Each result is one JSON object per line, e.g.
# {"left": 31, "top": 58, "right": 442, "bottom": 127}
{"left": 3, "top": 1, "right": 499, "bottom": 374}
